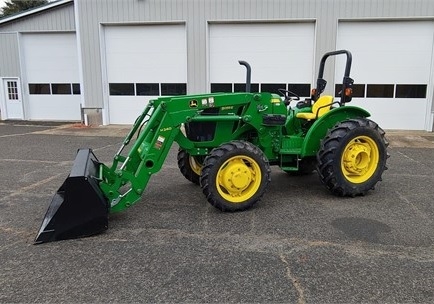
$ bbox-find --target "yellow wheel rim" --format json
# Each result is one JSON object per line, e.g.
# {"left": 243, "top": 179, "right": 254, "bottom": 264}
{"left": 216, "top": 155, "right": 262, "bottom": 203}
{"left": 189, "top": 156, "right": 202, "bottom": 176}
{"left": 341, "top": 135, "right": 379, "bottom": 184}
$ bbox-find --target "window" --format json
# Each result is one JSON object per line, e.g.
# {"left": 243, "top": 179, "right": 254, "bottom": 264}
{"left": 366, "top": 84, "right": 394, "bottom": 98}
{"left": 211, "top": 83, "right": 232, "bottom": 93}
{"left": 261, "top": 83, "right": 286, "bottom": 94}
{"left": 109, "top": 83, "right": 135, "bottom": 96}
{"left": 234, "top": 83, "right": 260, "bottom": 93}
{"left": 72, "top": 83, "right": 81, "bottom": 95}
{"left": 7, "top": 81, "right": 18, "bottom": 100}
{"left": 137, "top": 83, "right": 159, "bottom": 96}
{"left": 51, "top": 83, "right": 72, "bottom": 95}
{"left": 335, "top": 84, "right": 365, "bottom": 98}
{"left": 28, "top": 83, "right": 80, "bottom": 95}
{"left": 395, "top": 84, "right": 427, "bottom": 98}
{"left": 161, "top": 83, "right": 187, "bottom": 96}
{"left": 107, "top": 82, "right": 186, "bottom": 96}
{"left": 288, "top": 83, "right": 311, "bottom": 97}
{"left": 29, "top": 83, "right": 50, "bottom": 95}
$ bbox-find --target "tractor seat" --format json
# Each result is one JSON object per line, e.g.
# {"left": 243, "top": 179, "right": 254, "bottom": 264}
{"left": 296, "top": 95, "right": 333, "bottom": 120}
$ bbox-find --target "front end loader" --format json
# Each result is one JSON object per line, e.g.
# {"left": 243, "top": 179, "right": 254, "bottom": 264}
{"left": 35, "top": 50, "right": 389, "bottom": 244}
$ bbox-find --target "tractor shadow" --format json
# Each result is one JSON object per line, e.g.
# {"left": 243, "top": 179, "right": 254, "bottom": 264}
{"left": 331, "top": 217, "right": 392, "bottom": 243}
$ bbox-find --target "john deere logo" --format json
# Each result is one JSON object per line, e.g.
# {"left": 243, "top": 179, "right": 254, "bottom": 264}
{"left": 189, "top": 100, "right": 198, "bottom": 108}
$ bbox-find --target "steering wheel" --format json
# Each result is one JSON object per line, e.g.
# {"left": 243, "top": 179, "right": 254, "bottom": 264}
{"left": 278, "top": 89, "right": 300, "bottom": 105}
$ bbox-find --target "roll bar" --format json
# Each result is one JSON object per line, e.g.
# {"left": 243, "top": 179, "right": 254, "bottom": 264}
{"left": 313, "top": 50, "right": 354, "bottom": 105}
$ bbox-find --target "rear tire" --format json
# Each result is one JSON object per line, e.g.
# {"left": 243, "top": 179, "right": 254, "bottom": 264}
{"left": 317, "top": 118, "right": 389, "bottom": 197}
{"left": 200, "top": 141, "right": 271, "bottom": 212}
{"left": 177, "top": 149, "right": 203, "bottom": 185}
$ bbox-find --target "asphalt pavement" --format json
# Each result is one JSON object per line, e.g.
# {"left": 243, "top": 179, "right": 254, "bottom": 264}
{"left": 0, "top": 121, "right": 433, "bottom": 303}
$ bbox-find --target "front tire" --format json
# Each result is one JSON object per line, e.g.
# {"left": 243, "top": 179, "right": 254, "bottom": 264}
{"left": 200, "top": 141, "right": 271, "bottom": 211}
{"left": 317, "top": 118, "right": 389, "bottom": 197}
{"left": 177, "top": 149, "right": 204, "bottom": 185}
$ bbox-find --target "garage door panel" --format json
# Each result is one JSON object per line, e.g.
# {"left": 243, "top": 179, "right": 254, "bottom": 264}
{"left": 343, "top": 52, "right": 431, "bottom": 84}
{"left": 107, "top": 57, "right": 187, "bottom": 83}
{"left": 337, "top": 22, "right": 434, "bottom": 84}
{"left": 27, "top": 96, "right": 81, "bottom": 121}
{"left": 210, "top": 22, "right": 315, "bottom": 86}
{"left": 211, "top": 52, "right": 313, "bottom": 83}
{"left": 106, "top": 66, "right": 185, "bottom": 83}
{"left": 350, "top": 98, "right": 427, "bottom": 130}
{"left": 105, "top": 25, "right": 187, "bottom": 83}
{"left": 108, "top": 97, "right": 155, "bottom": 125}
{"left": 107, "top": 52, "right": 185, "bottom": 73}
{"left": 23, "top": 33, "right": 79, "bottom": 83}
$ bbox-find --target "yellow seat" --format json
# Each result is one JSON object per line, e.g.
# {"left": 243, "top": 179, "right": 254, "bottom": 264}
{"left": 296, "top": 95, "right": 333, "bottom": 120}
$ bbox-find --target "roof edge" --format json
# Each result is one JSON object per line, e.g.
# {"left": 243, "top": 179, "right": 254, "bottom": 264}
{"left": 0, "top": 0, "right": 73, "bottom": 25}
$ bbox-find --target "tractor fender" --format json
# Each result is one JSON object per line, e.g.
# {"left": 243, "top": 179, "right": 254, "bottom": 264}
{"left": 300, "top": 106, "right": 370, "bottom": 157}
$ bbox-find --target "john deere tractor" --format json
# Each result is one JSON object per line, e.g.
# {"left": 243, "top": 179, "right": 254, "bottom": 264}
{"left": 35, "top": 50, "right": 389, "bottom": 244}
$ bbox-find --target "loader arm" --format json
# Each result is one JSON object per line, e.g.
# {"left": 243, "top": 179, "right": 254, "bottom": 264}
{"left": 99, "top": 93, "right": 260, "bottom": 213}
{"left": 99, "top": 101, "right": 182, "bottom": 213}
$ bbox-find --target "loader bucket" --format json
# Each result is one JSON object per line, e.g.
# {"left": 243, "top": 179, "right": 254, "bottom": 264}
{"left": 35, "top": 148, "right": 109, "bottom": 244}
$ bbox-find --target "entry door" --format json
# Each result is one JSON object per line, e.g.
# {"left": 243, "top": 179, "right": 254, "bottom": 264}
{"left": 2, "top": 78, "right": 23, "bottom": 119}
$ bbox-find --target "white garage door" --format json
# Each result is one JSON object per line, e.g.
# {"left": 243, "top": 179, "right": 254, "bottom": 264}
{"left": 209, "top": 22, "right": 315, "bottom": 99}
{"left": 22, "top": 33, "right": 81, "bottom": 121}
{"left": 104, "top": 24, "right": 187, "bottom": 124}
{"left": 336, "top": 21, "right": 434, "bottom": 130}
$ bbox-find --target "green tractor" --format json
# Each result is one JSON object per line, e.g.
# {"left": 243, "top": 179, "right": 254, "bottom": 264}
{"left": 35, "top": 50, "right": 388, "bottom": 244}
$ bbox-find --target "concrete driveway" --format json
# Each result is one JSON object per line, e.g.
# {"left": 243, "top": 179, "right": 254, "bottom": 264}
{"left": 0, "top": 121, "right": 433, "bottom": 303}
